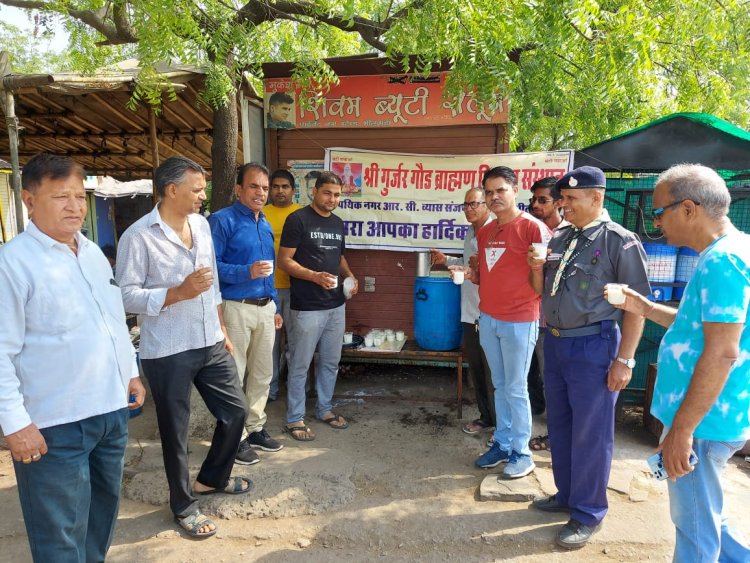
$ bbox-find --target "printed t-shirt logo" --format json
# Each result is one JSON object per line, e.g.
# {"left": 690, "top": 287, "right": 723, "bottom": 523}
{"left": 485, "top": 247, "right": 505, "bottom": 271}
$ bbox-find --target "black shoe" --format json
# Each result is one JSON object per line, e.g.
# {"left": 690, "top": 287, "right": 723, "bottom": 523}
{"left": 235, "top": 439, "right": 260, "bottom": 465}
{"left": 556, "top": 519, "right": 600, "bottom": 549}
{"left": 532, "top": 495, "right": 569, "bottom": 513}
{"left": 246, "top": 428, "right": 283, "bottom": 452}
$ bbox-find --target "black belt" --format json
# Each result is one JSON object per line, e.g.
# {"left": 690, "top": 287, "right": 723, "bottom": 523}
{"left": 547, "top": 323, "right": 602, "bottom": 338}
{"left": 230, "top": 297, "right": 273, "bottom": 307}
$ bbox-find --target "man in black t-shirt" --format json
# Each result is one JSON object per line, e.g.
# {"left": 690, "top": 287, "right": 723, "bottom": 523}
{"left": 278, "top": 172, "right": 358, "bottom": 441}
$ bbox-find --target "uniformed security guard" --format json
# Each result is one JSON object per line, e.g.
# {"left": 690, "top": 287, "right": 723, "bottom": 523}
{"left": 527, "top": 166, "right": 651, "bottom": 549}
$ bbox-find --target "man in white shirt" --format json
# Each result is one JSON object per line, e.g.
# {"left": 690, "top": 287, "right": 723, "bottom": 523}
{"left": 0, "top": 153, "right": 145, "bottom": 562}
{"left": 116, "top": 156, "right": 250, "bottom": 539}
{"left": 431, "top": 187, "right": 495, "bottom": 436}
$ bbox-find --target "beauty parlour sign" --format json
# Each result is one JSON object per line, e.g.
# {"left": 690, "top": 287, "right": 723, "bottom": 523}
{"left": 324, "top": 148, "right": 573, "bottom": 251}
{"left": 264, "top": 72, "right": 508, "bottom": 129}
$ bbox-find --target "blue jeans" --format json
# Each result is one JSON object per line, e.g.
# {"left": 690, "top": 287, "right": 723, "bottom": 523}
{"left": 479, "top": 314, "right": 537, "bottom": 456}
{"left": 286, "top": 305, "right": 346, "bottom": 423}
{"left": 666, "top": 436, "right": 750, "bottom": 563}
{"left": 13, "top": 408, "right": 129, "bottom": 563}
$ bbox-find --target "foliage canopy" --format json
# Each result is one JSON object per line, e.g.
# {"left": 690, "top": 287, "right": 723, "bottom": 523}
{"left": 1, "top": 0, "right": 748, "bottom": 151}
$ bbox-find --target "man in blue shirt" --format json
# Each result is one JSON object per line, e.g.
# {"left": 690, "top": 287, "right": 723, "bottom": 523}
{"left": 614, "top": 164, "right": 750, "bottom": 562}
{"left": 209, "top": 163, "right": 284, "bottom": 465}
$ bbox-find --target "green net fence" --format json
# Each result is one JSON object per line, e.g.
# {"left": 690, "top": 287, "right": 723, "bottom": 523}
{"left": 601, "top": 171, "right": 750, "bottom": 403}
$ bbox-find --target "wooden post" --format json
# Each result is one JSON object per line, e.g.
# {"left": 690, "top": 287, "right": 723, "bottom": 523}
{"left": 148, "top": 107, "right": 160, "bottom": 173}
{"left": 0, "top": 52, "right": 25, "bottom": 235}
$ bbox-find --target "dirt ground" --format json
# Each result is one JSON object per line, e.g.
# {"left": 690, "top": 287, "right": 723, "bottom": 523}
{"left": 1, "top": 365, "right": 749, "bottom": 562}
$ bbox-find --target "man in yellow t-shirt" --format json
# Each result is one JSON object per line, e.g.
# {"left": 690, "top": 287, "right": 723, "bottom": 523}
{"left": 264, "top": 169, "right": 302, "bottom": 400}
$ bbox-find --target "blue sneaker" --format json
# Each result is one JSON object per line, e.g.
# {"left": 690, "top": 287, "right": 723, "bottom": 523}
{"left": 502, "top": 451, "right": 535, "bottom": 479}
{"left": 475, "top": 442, "right": 510, "bottom": 468}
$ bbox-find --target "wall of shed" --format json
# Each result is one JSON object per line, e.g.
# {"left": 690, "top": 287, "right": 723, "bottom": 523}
{"left": 268, "top": 124, "right": 507, "bottom": 335}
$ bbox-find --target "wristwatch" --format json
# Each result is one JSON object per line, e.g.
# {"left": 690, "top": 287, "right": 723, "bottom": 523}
{"left": 617, "top": 357, "right": 636, "bottom": 369}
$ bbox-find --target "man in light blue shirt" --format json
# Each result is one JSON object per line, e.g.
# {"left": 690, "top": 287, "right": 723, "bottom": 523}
{"left": 0, "top": 153, "right": 145, "bottom": 562}
{"left": 117, "top": 156, "right": 250, "bottom": 539}
{"left": 614, "top": 164, "right": 750, "bottom": 562}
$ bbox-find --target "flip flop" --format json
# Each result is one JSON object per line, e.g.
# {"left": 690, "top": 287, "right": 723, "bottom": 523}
{"left": 320, "top": 413, "right": 349, "bottom": 430}
{"left": 175, "top": 509, "right": 217, "bottom": 539}
{"left": 529, "top": 435, "right": 550, "bottom": 451}
{"left": 462, "top": 419, "right": 493, "bottom": 435}
{"left": 284, "top": 424, "right": 316, "bottom": 441}
{"left": 195, "top": 476, "right": 253, "bottom": 496}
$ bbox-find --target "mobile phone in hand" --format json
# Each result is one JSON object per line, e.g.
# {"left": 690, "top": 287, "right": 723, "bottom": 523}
{"left": 647, "top": 450, "right": 698, "bottom": 480}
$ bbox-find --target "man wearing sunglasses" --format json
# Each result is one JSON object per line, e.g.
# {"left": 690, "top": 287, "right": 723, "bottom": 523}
{"left": 527, "top": 177, "right": 566, "bottom": 432}
{"left": 431, "top": 187, "right": 495, "bottom": 437}
{"left": 612, "top": 164, "right": 750, "bottom": 563}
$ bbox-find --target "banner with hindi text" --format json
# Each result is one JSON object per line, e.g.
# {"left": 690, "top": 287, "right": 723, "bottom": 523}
{"left": 323, "top": 148, "right": 573, "bottom": 251}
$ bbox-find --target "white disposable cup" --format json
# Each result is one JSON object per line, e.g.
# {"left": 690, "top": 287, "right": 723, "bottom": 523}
{"left": 385, "top": 329, "right": 394, "bottom": 337}
{"left": 606, "top": 283, "right": 628, "bottom": 305}
{"left": 343, "top": 276, "right": 356, "bottom": 299}
{"left": 396, "top": 330, "right": 405, "bottom": 341}
{"left": 329, "top": 275, "right": 339, "bottom": 289}
{"left": 343, "top": 332, "right": 353, "bottom": 344}
{"left": 386, "top": 332, "right": 396, "bottom": 342}
{"left": 374, "top": 335, "right": 384, "bottom": 346}
{"left": 259, "top": 260, "right": 274, "bottom": 276}
{"left": 532, "top": 243, "right": 548, "bottom": 260}
{"left": 452, "top": 270, "right": 465, "bottom": 285}
{"left": 364, "top": 335, "right": 374, "bottom": 347}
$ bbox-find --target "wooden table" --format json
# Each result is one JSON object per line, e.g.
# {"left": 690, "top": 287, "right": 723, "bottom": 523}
{"left": 339, "top": 339, "right": 467, "bottom": 418}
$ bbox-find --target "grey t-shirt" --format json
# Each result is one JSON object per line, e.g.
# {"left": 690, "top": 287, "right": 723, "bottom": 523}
{"left": 542, "top": 221, "right": 651, "bottom": 329}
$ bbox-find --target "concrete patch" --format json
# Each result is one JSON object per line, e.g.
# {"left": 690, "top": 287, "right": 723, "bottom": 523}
{"left": 121, "top": 442, "right": 356, "bottom": 520}
{"left": 478, "top": 473, "right": 543, "bottom": 502}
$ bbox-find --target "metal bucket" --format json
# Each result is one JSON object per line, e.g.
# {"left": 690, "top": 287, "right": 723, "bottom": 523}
{"left": 416, "top": 251, "right": 432, "bottom": 277}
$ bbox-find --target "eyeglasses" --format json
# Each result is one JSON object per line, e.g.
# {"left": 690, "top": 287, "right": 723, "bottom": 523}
{"left": 529, "top": 197, "right": 553, "bottom": 204}
{"left": 650, "top": 199, "right": 700, "bottom": 220}
{"left": 463, "top": 201, "right": 486, "bottom": 209}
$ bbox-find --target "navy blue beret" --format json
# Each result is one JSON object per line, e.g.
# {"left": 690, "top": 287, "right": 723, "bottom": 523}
{"left": 555, "top": 166, "right": 606, "bottom": 190}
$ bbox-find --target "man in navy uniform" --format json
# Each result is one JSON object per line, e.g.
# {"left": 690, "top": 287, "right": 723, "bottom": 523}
{"left": 528, "top": 166, "right": 650, "bottom": 549}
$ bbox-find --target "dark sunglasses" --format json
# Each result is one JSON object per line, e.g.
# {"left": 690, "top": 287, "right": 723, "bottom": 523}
{"left": 529, "top": 197, "right": 554, "bottom": 204}
{"left": 650, "top": 199, "right": 700, "bottom": 220}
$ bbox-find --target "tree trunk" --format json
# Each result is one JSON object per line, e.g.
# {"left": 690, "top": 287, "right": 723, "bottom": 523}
{"left": 210, "top": 91, "right": 239, "bottom": 211}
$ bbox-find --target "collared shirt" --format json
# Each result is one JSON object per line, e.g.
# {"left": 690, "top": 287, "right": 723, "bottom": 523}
{"left": 446, "top": 216, "right": 494, "bottom": 324}
{"left": 0, "top": 223, "right": 137, "bottom": 435}
{"left": 208, "top": 202, "right": 278, "bottom": 308}
{"left": 116, "top": 206, "right": 223, "bottom": 359}
{"left": 653, "top": 232, "right": 750, "bottom": 441}
{"left": 542, "top": 219, "right": 650, "bottom": 329}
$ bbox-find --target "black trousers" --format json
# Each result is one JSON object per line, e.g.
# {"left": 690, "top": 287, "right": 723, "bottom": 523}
{"left": 141, "top": 341, "right": 247, "bottom": 518}
{"left": 463, "top": 322, "right": 495, "bottom": 427}
{"left": 527, "top": 328, "right": 546, "bottom": 415}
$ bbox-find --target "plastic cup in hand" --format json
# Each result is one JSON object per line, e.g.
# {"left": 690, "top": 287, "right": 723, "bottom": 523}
{"left": 329, "top": 274, "right": 339, "bottom": 289}
{"left": 532, "top": 243, "right": 548, "bottom": 260}
{"left": 452, "top": 270, "right": 465, "bottom": 285}
{"left": 343, "top": 332, "right": 353, "bottom": 344}
{"left": 260, "top": 260, "right": 274, "bottom": 276}
{"left": 343, "top": 276, "right": 356, "bottom": 299}
{"left": 606, "top": 283, "right": 628, "bottom": 305}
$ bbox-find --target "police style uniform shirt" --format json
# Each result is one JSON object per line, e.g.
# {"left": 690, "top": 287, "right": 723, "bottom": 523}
{"left": 542, "top": 221, "right": 651, "bottom": 329}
